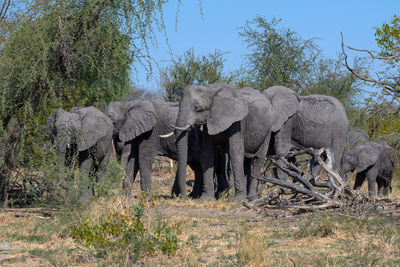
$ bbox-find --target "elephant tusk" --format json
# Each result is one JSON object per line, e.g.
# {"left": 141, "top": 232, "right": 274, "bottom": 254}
{"left": 67, "top": 143, "right": 70, "bottom": 149}
{"left": 160, "top": 132, "right": 174, "bottom": 138}
{"left": 170, "top": 124, "right": 191, "bottom": 131}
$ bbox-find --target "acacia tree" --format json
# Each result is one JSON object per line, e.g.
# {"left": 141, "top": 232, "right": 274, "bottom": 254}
{"left": 160, "top": 48, "right": 232, "bottom": 101}
{"left": 0, "top": 0, "right": 186, "bottom": 206}
{"left": 237, "top": 15, "right": 362, "bottom": 110}
{"left": 237, "top": 16, "right": 320, "bottom": 92}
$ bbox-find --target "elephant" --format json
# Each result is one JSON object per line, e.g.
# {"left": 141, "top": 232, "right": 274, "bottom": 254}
{"left": 339, "top": 141, "right": 396, "bottom": 197}
{"left": 104, "top": 100, "right": 229, "bottom": 198}
{"left": 264, "top": 87, "right": 349, "bottom": 185}
{"left": 46, "top": 106, "right": 114, "bottom": 201}
{"left": 172, "top": 83, "right": 299, "bottom": 201}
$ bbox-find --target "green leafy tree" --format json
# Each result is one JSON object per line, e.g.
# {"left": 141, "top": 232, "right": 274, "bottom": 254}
{"left": 237, "top": 16, "right": 320, "bottom": 92}
{"left": 160, "top": 48, "right": 232, "bottom": 101}
{"left": 237, "top": 15, "right": 362, "bottom": 110}
{"left": 306, "top": 55, "right": 363, "bottom": 109}
{"left": 0, "top": 0, "right": 187, "bottom": 206}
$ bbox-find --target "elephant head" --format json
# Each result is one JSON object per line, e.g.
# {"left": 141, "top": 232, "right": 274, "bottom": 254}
{"left": 118, "top": 100, "right": 158, "bottom": 143}
{"left": 339, "top": 142, "right": 381, "bottom": 181}
{"left": 174, "top": 82, "right": 248, "bottom": 134}
{"left": 46, "top": 107, "right": 112, "bottom": 164}
{"left": 172, "top": 82, "right": 249, "bottom": 196}
{"left": 104, "top": 101, "right": 126, "bottom": 136}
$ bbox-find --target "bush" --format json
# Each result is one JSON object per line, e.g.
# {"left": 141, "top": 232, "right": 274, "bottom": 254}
{"left": 296, "top": 214, "right": 336, "bottom": 238}
{"left": 69, "top": 200, "right": 180, "bottom": 263}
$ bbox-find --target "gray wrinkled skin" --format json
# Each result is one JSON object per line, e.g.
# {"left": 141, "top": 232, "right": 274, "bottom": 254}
{"left": 266, "top": 90, "right": 349, "bottom": 184}
{"left": 340, "top": 141, "right": 396, "bottom": 197}
{"left": 46, "top": 107, "right": 113, "bottom": 202}
{"left": 104, "top": 100, "right": 229, "bottom": 198}
{"left": 174, "top": 83, "right": 299, "bottom": 202}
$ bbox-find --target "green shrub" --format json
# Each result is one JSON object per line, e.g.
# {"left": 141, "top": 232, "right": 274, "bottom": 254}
{"left": 69, "top": 201, "right": 180, "bottom": 263}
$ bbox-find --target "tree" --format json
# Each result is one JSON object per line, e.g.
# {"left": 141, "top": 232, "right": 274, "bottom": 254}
{"left": 160, "top": 48, "right": 232, "bottom": 101}
{"left": 0, "top": 0, "right": 186, "bottom": 206}
{"left": 341, "top": 15, "right": 400, "bottom": 156}
{"left": 236, "top": 15, "right": 362, "bottom": 110}
{"left": 341, "top": 14, "right": 400, "bottom": 103}
{"left": 237, "top": 16, "right": 320, "bottom": 92}
{"left": 306, "top": 55, "right": 363, "bottom": 109}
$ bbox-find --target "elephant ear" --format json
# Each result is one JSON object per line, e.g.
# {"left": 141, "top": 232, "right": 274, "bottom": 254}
{"left": 119, "top": 100, "right": 158, "bottom": 143}
{"left": 263, "top": 86, "right": 300, "bottom": 132}
{"left": 356, "top": 142, "right": 380, "bottom": 172}
{"left": 207, "top": 83, "right": 249, "bottom": 135}
{"left": 73, "top": 107, "right": 113, "bottom": 151}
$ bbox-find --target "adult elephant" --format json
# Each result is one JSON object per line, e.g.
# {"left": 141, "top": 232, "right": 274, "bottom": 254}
{"left": 339, "top": 141, "right": 396, "bottom": 197}
{"left": 172, "top": 83, "right": 299, "bottom": 201}
{"left": 104, "top": 100, "right": 229, "bottom": 198}
{"left": 264, "top": 87, "right": 349, "bottom": 186}
{"left": 46, "top": 107, "right": 113, "bottom": 202}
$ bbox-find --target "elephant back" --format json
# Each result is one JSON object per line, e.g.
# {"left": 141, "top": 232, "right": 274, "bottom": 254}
{"left": 292, "top": 94, "right": 348, "bottom": 148}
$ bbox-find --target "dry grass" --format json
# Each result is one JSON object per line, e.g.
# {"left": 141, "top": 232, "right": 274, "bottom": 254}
{"left": 1, "top": 161, "right": 400, "bottom": 266}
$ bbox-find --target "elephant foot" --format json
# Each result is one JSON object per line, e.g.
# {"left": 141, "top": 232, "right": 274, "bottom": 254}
{"left": 188, "top": 191, "right": 201, "bottom": 199}
{"left": 123, "top": 191, "right": 134, "bottom": 199}
{"left": 232, "top": 192, "right": 247, "bottom": 202}
{"left": 247, "top": 193, "right": 259, "bottom": 201}
{"left": 199, "top": 193, "right": 215, "bottom": 201}
{"left": 141, "top": 192, "right": 154, "bottom": 202}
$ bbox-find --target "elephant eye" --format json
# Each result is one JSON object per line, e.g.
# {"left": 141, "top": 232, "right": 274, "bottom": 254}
{"left": 194, "top": 103, "right": 204, "bottom": 112}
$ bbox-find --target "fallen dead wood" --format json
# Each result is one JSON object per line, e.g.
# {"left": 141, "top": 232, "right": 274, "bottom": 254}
{"left": 2, "top": 207, "right": 57, "bottom": 218}
{"left": 245, "top": 148, "right": 400, "bottom": 216}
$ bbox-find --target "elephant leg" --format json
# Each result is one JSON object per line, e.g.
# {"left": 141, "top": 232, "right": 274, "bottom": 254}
{"left": 96, "top": 136, "right": 113, "bottom": 186}
{"left": 366, "top": 167, "right": 378, "bottom": 197}
{"left": 200, "top": 133, "right": 216, "bottom": 200}
{"left": 215, "top": 151, "right": 230, "bottom": 199}
{"left": 383, "top": 172, "right": 393, "bottom": 196}
{"left": 78, "top": 150, "right": 94, "bottom": 203}
{"left": 243, "top": 158, "right": 252, "bottom": 195}
{"left": 353, "top": 171, "right": 366, "bottom": 191}
{"left": 229, "top": 131, "right": 246, "bottom": 202}
{"left": 376, "top": 177, "right": 385, "bottom": 197}
{"left": 248, "top": 157, "right": 266, "bottom": 200}
{"left": 189, "top": 162, "right": 203, "bottom": 199}
{"left": 248, "top": 132, "right": 270, "bottom": 200}
{"left": 226, "top": 155, "right": 234, "bottom": 189}
{"left": 124, "top": 144, "right": 139, "bottom": 198}
{"left": 138, "top": 139, "right": 156, "bottom": 195}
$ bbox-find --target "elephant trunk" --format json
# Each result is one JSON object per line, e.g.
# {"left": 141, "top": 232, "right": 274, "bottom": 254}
{"left": 176, "top": 130, "right": 188, "bottom": 196}
{"left": 173, "top": 112, "right": 191, "bottom": 197}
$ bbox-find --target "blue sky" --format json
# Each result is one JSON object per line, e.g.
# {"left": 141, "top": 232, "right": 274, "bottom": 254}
{"left": 134, "top": 0, "right": 400, "bottom": 92}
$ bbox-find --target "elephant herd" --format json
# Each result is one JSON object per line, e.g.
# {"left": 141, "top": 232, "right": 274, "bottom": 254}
{"left": 46, "top": 83, "right": 397, "bottom": 202}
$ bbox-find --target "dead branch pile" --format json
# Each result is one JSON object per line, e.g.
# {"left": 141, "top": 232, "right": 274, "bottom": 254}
{"left": 244, "top": 148, "right": 400, "bottom": 217}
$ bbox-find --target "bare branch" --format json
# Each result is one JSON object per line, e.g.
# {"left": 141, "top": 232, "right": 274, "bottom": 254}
{"left": 340, "top": 32, "right": 400, "bottom": 104}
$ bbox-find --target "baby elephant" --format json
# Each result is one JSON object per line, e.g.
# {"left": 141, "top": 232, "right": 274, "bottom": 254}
{"left": 340, "top": 141, "right": 396, "bottom": 197}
